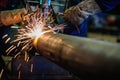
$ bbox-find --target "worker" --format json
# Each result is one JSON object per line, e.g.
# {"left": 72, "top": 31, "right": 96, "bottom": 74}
{"left": 61, "top": 0, "right": 90, "bottom": 37}
{"left": 63, "top": 0, "right": 120, "bottom": 31}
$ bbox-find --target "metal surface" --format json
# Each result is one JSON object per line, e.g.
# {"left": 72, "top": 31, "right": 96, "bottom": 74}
{"left": 34, "top": 33, "right": 120, "bottom": 77}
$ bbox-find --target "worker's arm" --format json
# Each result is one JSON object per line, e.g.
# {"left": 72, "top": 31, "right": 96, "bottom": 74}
{"left": 63, "top": 0, "right": 120, "bottom": 26}
{"left": 0, "top": 8, "right": 27, "bottom": 26}
{"left": 63, "top": 0, "right": 101, "bottom": 26}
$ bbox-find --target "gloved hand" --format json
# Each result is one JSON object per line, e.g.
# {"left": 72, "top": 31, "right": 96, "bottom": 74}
{"left": 63, "top": 0, "right": 101, "bottom": 26}
{"left": 0, "top": 8, "right": 27, "bottom": 26}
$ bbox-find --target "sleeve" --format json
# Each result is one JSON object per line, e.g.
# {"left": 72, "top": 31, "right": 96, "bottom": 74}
{"left": 95, "top": 0, "right": 120, "bottom": 12}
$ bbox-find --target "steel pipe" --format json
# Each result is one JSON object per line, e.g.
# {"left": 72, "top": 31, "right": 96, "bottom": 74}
{"left": 34, "top": 33, "right": 120, "bottom": 77}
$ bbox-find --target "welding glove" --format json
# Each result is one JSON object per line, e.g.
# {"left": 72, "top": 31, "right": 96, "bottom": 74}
{"left": 0, "top": 8, "right": 27, "bottom": 26}
{"left": 63, "top": 0, "right": 101, "bottom": 26}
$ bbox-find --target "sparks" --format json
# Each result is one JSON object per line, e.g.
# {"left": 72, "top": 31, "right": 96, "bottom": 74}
{"left": 11, "top": 26, "right": 19, "bottom": 29}
{"left": 17, "top": 63, "right": 22, "bottom": 71}
{"left": 2, "top": 34, "right": 8, "bottom": 39}
{"left": 5, "top": 37, "right": 11, "bottom": 44}
{"left": 18, "top": 70, "right": 21, "bottom": 79}
{"left": 6, "top": 7, "right": 65, "bottom": 60}
{"left": 0, "top": 69, "right": 4, "bottom": 79}
{"left": 14, "top": 52, "right": 21, "bottom": 59}
{"left": 26, "top": 56, "right": 30, "bottom": 62}
{"left": 30, "top": 64, "right": 33, "bottom": 73}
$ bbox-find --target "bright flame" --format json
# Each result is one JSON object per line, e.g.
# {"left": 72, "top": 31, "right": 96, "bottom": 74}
{"left": 26, "top": 23, "right": 44, "bottom": 39}
{"left": 24, "top": 25, "right": 43, "bottom": 41}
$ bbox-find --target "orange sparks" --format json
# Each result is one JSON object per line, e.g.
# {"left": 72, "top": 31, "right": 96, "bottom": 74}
{"left": 26, "top": 56, "right": 30, "bottom": 62}
{"left": 14, "top": 52, "right": 21, "bottom": 58}
{"left": 30, "top": 64, "right": 33, "bottom": 73}
{"left": 6, "top": 45, "right": 14, "bottom": 53}
{"left": 24, "top": 52, "right": 28, "bottom": 62}
{"left": 5, "top": 37, "right": 11, "bottom": 44}
{"left": 11, "top": 26, "right": 19, "bottom": 29}
{"left": 0, "top": 69, "right": 4, "bottom": 79}
{"left": 7, "top": 46, "right": 16, "bottom": 55}
{"left": 5, "top": 6, "right": 65, "bottom": 61}
{"left": 2, "top": 34, "right": 8, "bottom": 39}
{"left": 17, "top": 41, "right": 21, "bottom": 47}
{"left": 18, "top": 71, "right": 21, "bottom": 79}
{"left": 17, "top": 63, "right": 22, "bottom": 70}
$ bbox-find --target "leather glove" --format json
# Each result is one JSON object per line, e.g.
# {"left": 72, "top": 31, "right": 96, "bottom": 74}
{"left": 0, "top": 8, "right": 27, "bottom": 26}
{"left": 63, "top": 0, "right": 101, "bottom": 26}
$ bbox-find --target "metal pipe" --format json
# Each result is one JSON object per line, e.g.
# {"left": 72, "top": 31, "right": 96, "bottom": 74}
{"left": 34, "top": 33, "right": 120, "bottom": 77}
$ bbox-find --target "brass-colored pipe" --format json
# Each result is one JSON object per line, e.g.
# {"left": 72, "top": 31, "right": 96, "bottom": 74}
{"left": 34, "top": 33, "right": 120, "bottom": 77}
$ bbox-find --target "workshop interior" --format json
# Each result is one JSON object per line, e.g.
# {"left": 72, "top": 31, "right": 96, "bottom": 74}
{"left": 0, "top": 0, "right": 120, "bottom": 80}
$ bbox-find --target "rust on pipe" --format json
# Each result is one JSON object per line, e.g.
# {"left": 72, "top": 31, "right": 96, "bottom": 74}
{"left": 34, "top": 32, "right": 120, "bottom": 77}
